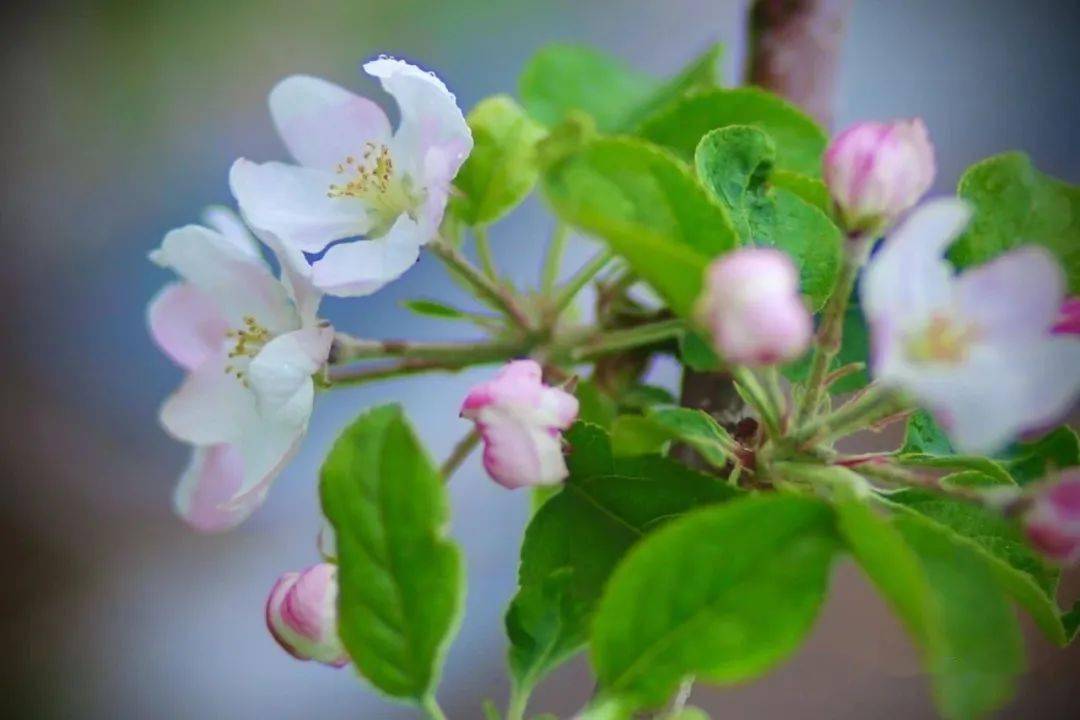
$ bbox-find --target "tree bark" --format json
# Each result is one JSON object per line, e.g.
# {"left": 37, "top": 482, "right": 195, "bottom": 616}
{"left": 677, "top": 0, "right": 852, "bottom": 435}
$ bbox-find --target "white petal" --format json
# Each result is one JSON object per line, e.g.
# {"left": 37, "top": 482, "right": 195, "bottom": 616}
{"left": 363, "top": 57, "right": 472, "bottom": 184}
{"left": 173, "top": 444, "right": 253, "bottom": 533}
{"left": 147, "top": 282, "right": 228, "bottom": 371}
{"left": 201, "top": 205, "right": 262, "bottom": 261}
{"left": 151, "top": 224, "right": 298, "bottom": 334}
{"left": 254, "top": 228, "right": 323, "bottom": 325}
{"left": 310, "top": 214, "right": 422, "bottom": 297}
{"left": 229, "top": 159, "right": 372, "bottom": 254}
{"left": 270, "top": 75, "right": 392, "bottom": 171}
{"left": 862, "top": 198, "right": 972, "bottom": 324}
{"left": 955, "top": 245, "right": 1066, "bottom": 342}
{"left": 248, "top": 326, "right": 333, "bottom": 426}
{"left": 159, "top": 353, "right": 258, "bottom": 445}
{"left": 478, "top": 407, "right": 568, "bottom": 489}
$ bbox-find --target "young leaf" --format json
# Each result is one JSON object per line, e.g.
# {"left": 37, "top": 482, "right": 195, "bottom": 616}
{"left": 951, "top": 152, "right": 1080, "bottom": 293}
{"left": 893, "top": 512, "right": 1025, "bottom": 720}
{"left": 678, "top": 331, "right": 723, "bottom": 372}
{"left": 520, "top": 44, "right": 722, "bottom": 134}
{"left": 694, "top": 125, "right": 842, "bottom": 309}
{"left": 401, "top": 299, "right": 471, "bottom": 320}
{"left": 320, "top": 405, "right": 464, "bottom": 702}
{"left": 575, "top": 378, "right": 619, "bottom": 430}
{"left": 639, "top": 87, "right": 827, "bottom": 176}
{"left": 783, "top": 300, "right": 869, "bottom": 394}
{"left": 505, "top": 423, "right": 738, "bottom": 694}
{"left": 591, "top": 496, "right": 838, "bottom": 710}
{"left": 897, "top": 410, "right": 1015, "bottom": 485}
{"left": 451, "top": 95, "right": 546, "bottom": 226}
{"left": 610, "top": 415, "right": 671, "bottom": 457}
{"left": 646, "top": 406, "right": 735, "bottom": 468}
{"left": 769, "top": 170, "right": 833, "bottom": 215}
{"left": 542, "top": 136, "right": 737, "bottom": 317}
{"left": 996, "top": 425, "right": 1080, "bottom": 485}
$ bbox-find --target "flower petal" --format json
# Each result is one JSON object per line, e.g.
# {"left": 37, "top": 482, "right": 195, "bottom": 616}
{"left": 230, "top": 159, "right": 371, "bottom": 254}
{"left": 270, "top": 75, "right": 392, "bottom": 172}
{"left": 147, "top": 282, "right": 228, "bottom": 371}
{"left": 862, "top": 197, "right": 972, "bottom": 325}
{"left": 173, "top": 444, "right": 251, "bottom": 533}
{"left": 309, "top": 214, "right": 422, "bottom": 297}
{"left": 363, "top": 57, "right": 472, "bottom": 184}
{"left": 159, "top": 353, "right": 258, "bottom": 445}
{"left": 248, "top": 325, "right": 333, "bottom": 427}
{"left": 955, "top": 245, "right": 1066, "bottom": 342}
{"left": 478, "top": 407, "right": 569, "bottom": 489}
{"left": 201, "top": 205, "right": 262, "bottom": 261}
{"left": 151, "top": 224, "right": 298, "bottom": 334}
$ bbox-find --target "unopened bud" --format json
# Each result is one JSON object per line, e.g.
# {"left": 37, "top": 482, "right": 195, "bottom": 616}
{"left": 697, "top": 248, "right": 812, "bottom": 366}
{"left": 265, "top": 563, "right": 349, "bottom": 667}
{"left": 823, "top": 118, "right": 935, "bottom": 234}
{"left": 1024, "top": 471, "right": 1080, "bottom": 565}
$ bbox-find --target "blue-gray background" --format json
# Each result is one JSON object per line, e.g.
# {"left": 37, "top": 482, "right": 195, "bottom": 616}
{"left": 2, "top": 1, "right": 1078, "bottom": 718}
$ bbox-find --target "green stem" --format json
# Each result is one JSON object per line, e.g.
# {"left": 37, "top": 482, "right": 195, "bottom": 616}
{"left": 331, "top": 333, "right": 525, "bottom": 364}
{"left": 765, "top": 366, "right": 787, "bottom": 428}
{"left": 542, "top": 222, "right": 570, "bottom": 292}
{"left": 428, "top": 241, "right": 533, "bottom": 330}
{"left": 422, "top": 695, "right": 448, "bottom": 720}
{"left": 440, "top": 428, "right": 481, "bottom": 481}
{"left": 506, "top": 683, "right": 531, "bottom": 720}
{"left": 474, "top": 226, "right": 499, "bottom": 280}
{"left": 794, "top": 236, "right": 872, "bottom": 425}
{"left": 326, "top": 359, "right": 469, "bottom": 387}
{"left": 789, "top": 385, "right": 905, "bottom": 447}
{"left": 731, "top": 366, "right": 782, "bottom": 438}
{"left": 551, "top": 248, "right": 615, "bottom": 317}
{"left": 571, "top": 318, "right": 684, "bottom": 362}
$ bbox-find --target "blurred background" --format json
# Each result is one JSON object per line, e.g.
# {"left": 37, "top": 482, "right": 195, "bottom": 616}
{"left": 2, "top": 0, "right": 1078, "bottom": 717}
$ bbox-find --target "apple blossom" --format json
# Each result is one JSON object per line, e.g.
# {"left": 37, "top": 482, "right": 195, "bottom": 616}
{"left": 697, "top": 248, "right": 813, "bottom": 366}
{"left": 230, "top": 57, "right": 472, "bottom": 298}
{"left": 823, "top": 118, "right": 935, "bottom": 234}
{"left": 1053, "top": 297, "right": 1080, "bottom": 335}
{"left": 148, "top": 209, "right": 333, "bottom": 532}
{"left": 861, "top": 198, "right": 1080, "bottom": 454}
{"left": 1024, "top": 470, "right": 1080, "bottom": 565}
{"left": 461, "top": 360, "right": 579, "bottom": 489}
{"left": 266, "top": 563, "right": 349, "bottom": 667}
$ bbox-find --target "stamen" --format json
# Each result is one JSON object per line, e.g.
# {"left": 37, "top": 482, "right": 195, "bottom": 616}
{"left": 906, "top": 314, "right": 981, "bottom": 364}
{"left": 223, "top": 315, "right": 272, "bottom": 385}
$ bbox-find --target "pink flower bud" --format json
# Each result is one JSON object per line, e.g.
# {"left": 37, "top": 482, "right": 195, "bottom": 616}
{"left": 461, "top": 360, "right": 579, "bottom": 489}
{"left": 697, "top": 248, "right": 812, "bottom": 366}
{"left": 265, "top": 563, "right": 349, "bottom": 667}
{"left": 823, "top": 118, "right": 935, "bottom": 234}
{"left": 1024, "top": 471, "right": 1080, "bottom": 565}
{"left": 1052, "top": 297, "right": 1080, "bottom": 335}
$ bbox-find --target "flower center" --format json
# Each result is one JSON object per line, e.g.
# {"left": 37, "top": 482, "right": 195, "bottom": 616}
{"left": 327, "top": 143, "right": 423, "bottom": 237}
{"left": 224, "top": 315, "right": 272, "bottom": 384}
{"left": 905, "top": 314, "right": 980, "bottom": 365}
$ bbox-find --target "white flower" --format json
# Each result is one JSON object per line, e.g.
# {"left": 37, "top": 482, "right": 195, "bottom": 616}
{"left": 147, "top": 208, "right": 332, "bottom": 531}
{"left": 862, "top": 198, "right": 1080, "bottom": 453}
{"left": 230, "top": 57, "right": 472, "bottom": 297}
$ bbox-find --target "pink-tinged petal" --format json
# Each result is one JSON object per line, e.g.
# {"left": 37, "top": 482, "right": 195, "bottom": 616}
{"left": 173, "top": 444, "right": 250, "bottom": 533}
{"left": 201, "top": 205, "right": 262, "bottom": 261}
{"left": 159, "top": 353, "right": 258, "bottom": 446}
{"left": 363, "top": 57, "right": 472, "bottom": 184}
{"left": 861, "top": 198, "right": 971, "bottom": 326}
{"left": 478, "top": 409, "right": 568, "bottom": 489}
{"left": 252, "top": 227, "right": 323, "bottom": 325}
{"left": 151, "top": 224, "right": 298, "bottom": 335}
{"left": 269, "top": 75, "right": 392, "bottom": 172}
{"left": 309, "top": 214, "right": 422, "bottom": 297}
{"left": 266, "top": 564, "right": 349, "bottom": 667}
{"left": 1025, "top": 470, "right": 1080, "bottom": 564}
{"left": 1053, "top": 297, "right": 1080, "bottom": 335}
{"left": 229, "top": 159, "right": 372, "bottom": 254}
{"left": 147, "top": 282, "right": 228, "bottom": 371}
{"left": 248, "top": 325, "right": 333, "bottom": 427}
{"left": 538, "top": 386, "right": 581, "bottom": 429}
{"left": 955, "top": 245, "right": 1066, "bottom": 341}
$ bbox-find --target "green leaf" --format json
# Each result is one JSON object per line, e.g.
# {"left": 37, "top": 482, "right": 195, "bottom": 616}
{"left": 897, "top": 411, "right": 1015, "bottom": 486}
{"left": 901, "top": 409, "right": 956, "bottom": 455}
{"left": 506, "top": 424, "right": 738, "bottom": 692}
{"left": 591, "top": 496, "right": 838, "bottom": 710}
{"left": 646, "top": 406, "right": 734, "bottom": 468}
{"left": 619, "top": 383, "right": 678, "bottom": 411}
{"left": 678, "top": 331, "right": 723, "bottom": 372}
{"left": 888, "top": 491, "right": 1064, "bottom": 646}
{"left": 542, "top": 136, "right": 738, "bottom": 317}
{"left": 694, "top": 125, "right": 842, "bottom": 309}
{"left": 611, "top": 415, "right": 670, "bottom": 457}
{"left": 951, "top": 152, "right": 1080, "bottom": 293}
{"left": 996, "top": 425, "right": 1080, "bottom": 485}
{"left": 519, "top": 44, "right": 722, "bottom": 134}
{"left": 893, "top": 512, "right": 1024, "bottom": 720}
{"left": 639, "top": 88, "right": 827, "bottom": 176}
{"left": 320, "top": 405, "right": 463, "bottom": 701}
{"left": 575, "top": 379, "right": 619, "bottom": 430}
{"left": 770, "top": 170, "right": 833, "bottom": 215}
{"left": 451, "top": 95, "right": 546, "bottom": 226}
{"left": 401, "top": 299, "right": 471, "bottom": 320}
